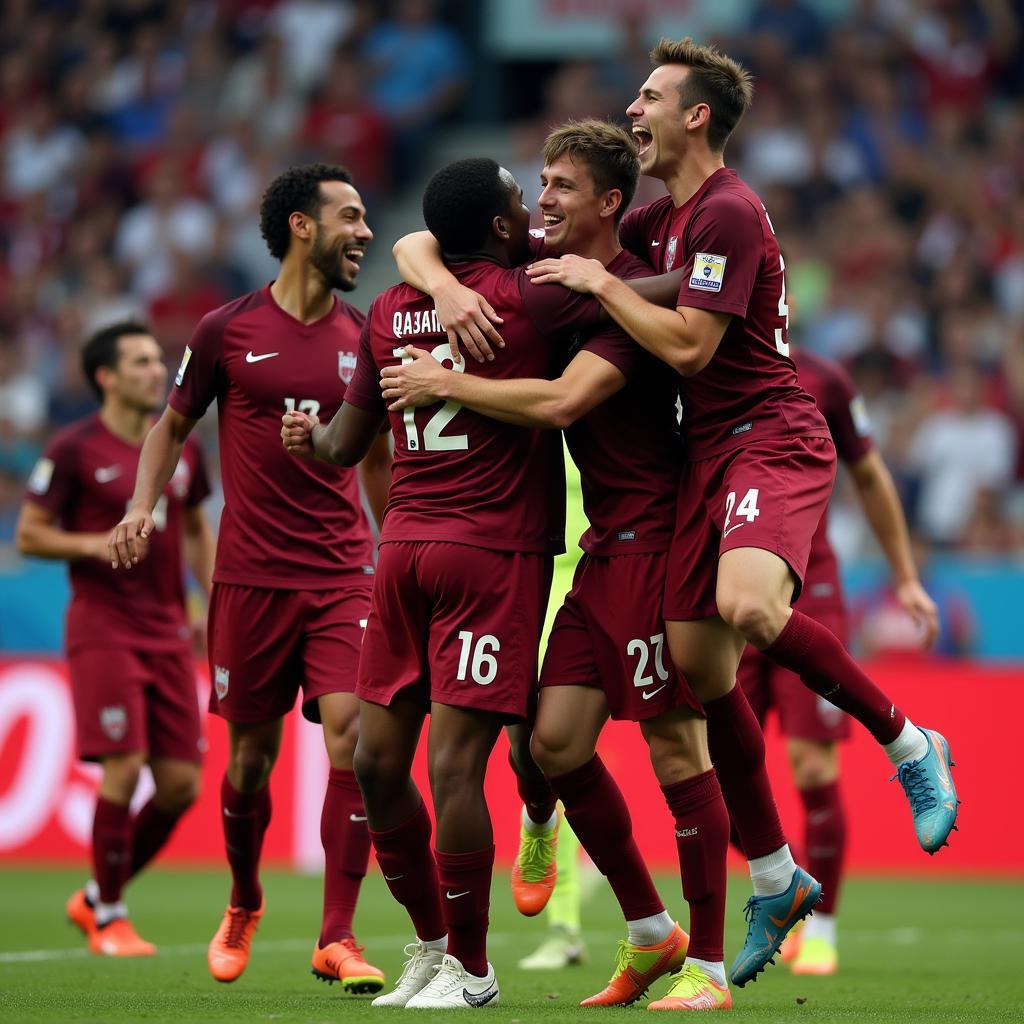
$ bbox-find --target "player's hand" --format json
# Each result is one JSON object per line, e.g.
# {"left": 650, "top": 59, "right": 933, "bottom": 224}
{"left": 527, "top": 253, "right": 607, "bottom": 293}
{"left": 895, "top": 579, "right": 940, "bottom": 649}
{"left": 381, "top": 346, "right": 448, "bottom": 410}
{"left": 434, "top": 280, "right": 504, "bottom": 365}
{"left": 108, "top": 507, "right": 155, "bottom": 569}
{"left": 281, "top": 410, "right": 319, "bottom": 459}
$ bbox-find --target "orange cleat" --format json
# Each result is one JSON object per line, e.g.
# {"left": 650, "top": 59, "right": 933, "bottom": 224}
{"left": 311, "top": 939, "right": 386, "bottom": 994}
{"left": 89, "top": 918, "right": 156, "bottom": 957}
{"left": 581, "top": 923, "right": 689, "bottom": 1007}
{"left": 66, "top": 888, "right": 96, "bottom": 938}
{"left": 510, "top": 814, "right": 558, "bottom": 917}
{"left": 780, "top": 920, "right": 804, "bottom": 964}
{"left": 208, "top": 904, "right": 263, "bottom": 983}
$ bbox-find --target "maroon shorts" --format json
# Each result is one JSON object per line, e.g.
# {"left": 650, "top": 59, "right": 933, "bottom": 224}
{"left": 540, "top": 552, "right": 703, "bottom": 722}
{"left": 737, "top": 603, "right": 851, "bottom": 742}
{"left": 664, "top": 437, "right": 836, "bottom": 621}
{"left": 357, "top": 542, "right": 552, "bottom": 720}
{"left": 207, "top": 579, "right": 371, "bottom": 725}
{"left": 69, "top": 645, "right": 202, "bottom": 763}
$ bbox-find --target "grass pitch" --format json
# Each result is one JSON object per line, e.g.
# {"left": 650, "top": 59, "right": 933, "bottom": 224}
{"left": 0, "top": 868, "right": 1020, "bottom": 1023}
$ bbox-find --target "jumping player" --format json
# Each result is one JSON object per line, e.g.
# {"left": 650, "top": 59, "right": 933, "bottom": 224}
{"left": 18, "top": 321, "right": 214, "bottom": 957}
{"left": 526, "top": 37, "right": 959, "bottom": 987}
{"left": 108, "top": 165, "right": 392, "bottom": 990}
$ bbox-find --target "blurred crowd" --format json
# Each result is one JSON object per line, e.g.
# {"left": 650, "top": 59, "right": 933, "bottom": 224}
{"left": 2, "top": 0, "right": 1024, "bottom": 564}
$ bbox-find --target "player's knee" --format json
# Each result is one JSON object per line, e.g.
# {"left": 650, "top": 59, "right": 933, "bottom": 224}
{"left": 101, "top": 752, "right": 145, "bottom": 801}
{"left": 720, "top": 595, "right": 779, "bottom": 648}
{"left": 529, "top": 728, "right": 589, "bottom": 778}
{"left": 324, "top": 721, "right": 359, "bottom": 770}
{"left": 790, "top": 746, "right": 836, "bottom": 789}
{"left": 157, "top": 772, "right": 201, "bottom": 814}
{"left": 230, "top": 745, "right": 273, "bottom": 792}
{"left": 429, "top": 744, "right": 486, "bottom": 808}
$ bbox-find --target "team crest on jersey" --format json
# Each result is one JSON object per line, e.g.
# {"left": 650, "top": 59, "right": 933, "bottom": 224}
{"left": 690, "top": 253, "right": 726, "bottom": 292}
{"left": 338, "top": 352, "right": 357, "bottom": 384}
{"left": 175, "top": 345, "right": 192, "bottom": 386}
{"left": 99, "top": 705, "right": 127, "bottom": 742}
{"left": 170, "top": 460, "right": 191, "bottom": 499}
{"left": 665, "top": 236, "right": 679, "bottom": 271}
{"left": 214, "top": 665, "right": 230, "bottom": 700}
{"left": 27, "top": 458, "right": 55, "bottom": 495}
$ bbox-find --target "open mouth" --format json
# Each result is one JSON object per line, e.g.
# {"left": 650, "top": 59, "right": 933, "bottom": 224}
{"left": 632, "top": 125, "right": 653, "bottom": 157}
{"left": 342, "top": 246, "right": 365, "bottom": 274}
{"left": 542, "top": 214, "right": 565, "bottom": 232}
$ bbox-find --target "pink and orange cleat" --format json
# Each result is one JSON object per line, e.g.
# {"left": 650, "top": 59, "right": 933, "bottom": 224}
{"left": 208, "top": 903, "right": 263, "bottom": 982}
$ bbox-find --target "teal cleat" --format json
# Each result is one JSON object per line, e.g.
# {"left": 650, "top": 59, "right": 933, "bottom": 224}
{"left": 894, "top": 728, "right": 960, "bottom": 854}
{"left": 729, "top": 868, "right": 822, "bottom": 988}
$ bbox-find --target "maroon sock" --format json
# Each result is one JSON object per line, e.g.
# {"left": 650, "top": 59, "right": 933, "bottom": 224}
{"left": 548, "top": 756, "right": 664, "bottom": 921}
{"left": 511, "top": 751, "right": 558, "bottom": 825}
{"left": 92, "top": 797, "right": 132, "bottom": 904}
{"left": 221, "top": 775, "right": 271, "bottom": 911}
{"left": 319, "top": 768, "right": 371, "bottom": 945}
{"left": 798, "top": 781, "right": 846, "bottom": 915}
{"left": 127, "top": 799, "right": 182, "bottom": 880}
{"left": 661, "top": 771, "right": 728, "bottom": 963}
{"left": 435, "top": 846, "right": 493, "bottom": 976}
{"left": 370, "top": 801, "right": 445, "bottom": 942}
{"left": 705, "top": 686, "right": 787, "bottom": 859}
{"left": 763, "top": 610, "right": 906, "bottom": 744}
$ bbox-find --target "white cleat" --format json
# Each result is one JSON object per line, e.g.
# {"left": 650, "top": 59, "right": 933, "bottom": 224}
{"left": 405, "top": 954, "right": 499, "bottom": 1009}
{"left": 371, "top": 941, "right": 445, "bottom": 1008}
{"left": 517, "top": 926, "right": 587, "bottom": 970}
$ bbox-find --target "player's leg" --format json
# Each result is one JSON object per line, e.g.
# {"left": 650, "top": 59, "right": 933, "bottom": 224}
{"left": 129, "top": 757, "right": 200, "bottom": 879}
{"left": 642, "top": 707, "right": 732, "bottom": 1011}
{"left": 718, "top": 543, "right": 958, "bottom": 852}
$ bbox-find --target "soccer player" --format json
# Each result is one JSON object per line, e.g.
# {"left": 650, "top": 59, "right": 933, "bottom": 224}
{"left": 17, "top": 321, "right": 215, "bottom": 957}
{"left": 384, "top": 121, "right": 732, "bottom": 1010}
{"left": 525, "top": 37, "right": 959, "bottom": 986}
{"left": 107, "top": 165, "right": 392, "bottom": 990}
{"left": 283, "top": 156, "right": 650, "bottom": 1010}
{"left": 738, "top": 348, "right": 939, "bottom": 976}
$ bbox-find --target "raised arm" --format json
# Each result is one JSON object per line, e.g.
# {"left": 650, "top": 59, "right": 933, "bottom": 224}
{"left": 380, "top": 346, "right": 625, "bottom": 429}
{"left": 109, "top": 406, "right": 197, "bottom": 569}
{"left": 393, "top": 230, "right": 504, "bottom": 363}
{"left": 848, "top": 448, "right": 938, "bottom": 647}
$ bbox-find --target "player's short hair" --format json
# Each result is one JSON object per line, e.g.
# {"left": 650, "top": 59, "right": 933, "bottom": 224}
{"left": 259, "top": 163, "right": 355, "bottom": 261}
{"left": 81, "top": 320, "right": 151, "bottom": 401}
{"left": 650, "top": 37, "right": 754, "bottom": 152}
{"left": 422, "top": 158, "right": 512, "bottom": 255}
{"left": 542, "top": 118, "right": 640, "bottom": 225}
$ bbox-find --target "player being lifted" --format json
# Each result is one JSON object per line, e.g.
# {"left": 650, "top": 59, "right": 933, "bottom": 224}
{"left": 524, "top": 37, "right": 959, "bottom": 986}
{"left": 18, "top": 322, "right": 215, "bottom": 957}
{"left": 386, "top": 120, "right": 735, "bottom": 1010}
{"left": 108, "top": 165, "right": 392, "bottom": 991}
{"left": 283, "top": 156, "right": 661, "bottom": 1010}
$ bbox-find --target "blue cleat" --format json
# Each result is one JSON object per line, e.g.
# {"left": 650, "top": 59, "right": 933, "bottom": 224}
{"left": 729, "top": 867, "right": 822, "bottom": 988}
{"left": 894, "top": 728, "right": 959, "bottom": 854}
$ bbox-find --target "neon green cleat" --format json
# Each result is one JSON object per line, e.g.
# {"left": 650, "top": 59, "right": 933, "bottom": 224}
{"left": 649, "top": 962, "right": 732, "bottom": 1011}
{"left": 518, "top": 925, "right": 587, "bottom": 970}
{"left": 511, "top": 812, "right": 558, "bottom": 917}
{"left": 790, "top": 936, "right": 837, "bottom": 976}
{"left": 580, "top": 923, "right": 688, "bottom": 1007}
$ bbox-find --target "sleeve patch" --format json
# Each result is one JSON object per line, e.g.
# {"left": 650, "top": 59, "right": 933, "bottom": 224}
{"left": 174, "top": 345, "right": 193, "bottom": 387}
{"left": 850, "top": 395, "right": 873, "bottom": 437}
{"left": 689, "top": 253, "right": 726, "bottom": 292}
{"left": 27, "top": 457, "right": 55, "bottom": 495}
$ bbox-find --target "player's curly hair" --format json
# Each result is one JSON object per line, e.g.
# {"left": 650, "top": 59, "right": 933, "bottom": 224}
{"left": 259, "top": 163, "right": 354, "bottom": 261}
{"left": 651, "top": 37, "right": 754, "bottom": 152}
{"left": 542, "top": 118, "right": 639, "bottom": 225}
{"left": 81, "top": 320, "right": 152, "bottom": 401}
{"left": 422, "top": 158, "right": 512, "bottom": 255}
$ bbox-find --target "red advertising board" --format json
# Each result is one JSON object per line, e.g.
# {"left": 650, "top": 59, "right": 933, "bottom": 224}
{"left": 0, "top": 657, "right": 1017, "bottom": 873}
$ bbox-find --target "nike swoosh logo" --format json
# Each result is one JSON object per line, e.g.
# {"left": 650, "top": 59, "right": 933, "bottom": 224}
{"left": 446, "top": 890, "right": 471, "bottom": 900}
{"left": 383, "top": 874, "right": 404, "bottom": 881}
{"left": 768, "top": 881, "right": 815, "bottom": 930}
{"left": 94, "top": 466, "right": 122, "bottom": 483}
{"left": 349, "top": 814, "right": 367, "bottom": 822}
{"left": 463, "top": 985, "right": 498, "bottom": 1008}
{"left": 723, "top": 522, "right": 745, "bottom": 538}
{"left": 246, "top": 351, "right": 279, "bottom": 363}
{"left": 641, "top": 685, "right": 667, "bottom": 701}
{"left": 651, "top": 240, "right": 661, "bottom": 246}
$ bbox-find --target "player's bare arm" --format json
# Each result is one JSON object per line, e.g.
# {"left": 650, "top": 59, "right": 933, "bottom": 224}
{"left": 16, "top": 503, "right": 109, "bottom": 562}
{"left": 381, "top": 345, "right": 624, "bottom": 429}
{"left": 358, "top": 430, "right": 393, "bottom": 529}
{"left": 108, "top": 406, "right": 197, "bottom": 569}
{"left": 393, "top": 230, "right": 505, "bottom": 363}
{"left": 182, "top": 504, "right": 215, "bottom": 599}
{"left": 527, "top": 254, "right": 731, "bottom": 375}
{"left": 849, "top": 448, "right": 939, "bottom": 647}
{"left": 282, "top": 402, "right": 384, "bottom": 467}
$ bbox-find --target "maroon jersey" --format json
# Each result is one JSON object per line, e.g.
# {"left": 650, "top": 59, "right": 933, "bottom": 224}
{"left": 345, "top": 256, "right": 634, "bottom": 554}
{"left": 562, "top": 247, "right": 682, "bottom": 555}
{"left": 620, "top": 169, "right": 827, "bottom": 459}
{"left": 25, "top": 414, "right": 210, "bottom": 653}
{"left": 169, "top": 286, "right": 376, "bottom": 589}
{"left": 796, "top": 349, "right": 874, "bottom": 608}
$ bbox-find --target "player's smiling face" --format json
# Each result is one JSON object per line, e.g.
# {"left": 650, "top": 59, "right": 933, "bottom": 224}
{"left": 538, "top": 155, "right": 605, "bottom": 253}
{"left": 627, "top": 64, "right": 693, "bottom": 177}
{"left": 309, "top": 180, "right": 373, "bottom": 293}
